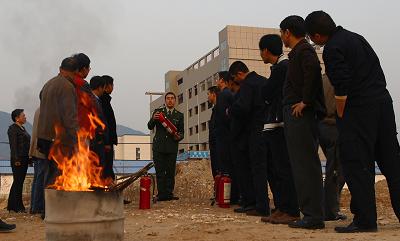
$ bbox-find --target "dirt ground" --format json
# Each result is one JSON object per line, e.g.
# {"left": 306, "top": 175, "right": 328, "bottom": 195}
{"left": 1, "top": 160, "right": 399, "bottom": 241}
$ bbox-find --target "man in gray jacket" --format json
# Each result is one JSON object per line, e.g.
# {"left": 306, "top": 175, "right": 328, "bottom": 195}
{"left": 37, "top": 57, "right": 79, "bottom": 186}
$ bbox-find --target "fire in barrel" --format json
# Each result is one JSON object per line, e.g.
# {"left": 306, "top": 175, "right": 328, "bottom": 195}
{"left": 44, "top": 91, "right": 124, "bottom": 241}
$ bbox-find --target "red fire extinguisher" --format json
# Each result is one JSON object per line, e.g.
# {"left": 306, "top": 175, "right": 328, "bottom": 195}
{"left": 139, "top": 174, "right": 151, "bottom": 209}
{"left": 213, "top": 173, "right": 222, "bottom": 205}
{"left": 218, "top": 174, "right": 231, "bottom": 208}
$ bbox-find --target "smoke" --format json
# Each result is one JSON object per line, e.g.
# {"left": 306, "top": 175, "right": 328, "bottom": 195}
{"left": 0, "top": 0, "right": 120, "bottom": 122}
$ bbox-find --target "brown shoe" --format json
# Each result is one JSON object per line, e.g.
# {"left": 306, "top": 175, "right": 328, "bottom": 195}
{"left": 261, "top": 209, "right": 284, "bottom": 223}
{"left": 271, "top": 212, "right": 300, "bottom": 224}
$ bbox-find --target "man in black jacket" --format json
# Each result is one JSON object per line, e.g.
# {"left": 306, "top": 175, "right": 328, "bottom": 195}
{"left": 258, "top": 34, "right": 300, "bottom": 224}
{"left": 305, "top": 10, "right": 400, "bottom": 233}
{"left": 207, "top": 86, "right": 220, "bottom": 178}
{"left": 215, "top": 71, "right": 239, "bottom": 204}
{"left": 229, "top": 61, "right": 269, "bottom": 217}
{"left": 100, "top": 75, "right": 117, "bottom": 180}
{"left": 280, "top": 15, "right": 326, "bottom": 229}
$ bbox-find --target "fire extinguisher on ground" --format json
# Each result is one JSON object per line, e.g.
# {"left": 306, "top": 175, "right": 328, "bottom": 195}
{"left": 139, "top": 174, "right": 152, "bottom": 209}
{"left": 217, "top": 174, "right": 231, "bottom": 208}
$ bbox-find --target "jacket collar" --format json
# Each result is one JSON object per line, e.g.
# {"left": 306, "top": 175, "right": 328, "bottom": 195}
{"left": 288, "top": 38, "right": 308, "bottom": 59}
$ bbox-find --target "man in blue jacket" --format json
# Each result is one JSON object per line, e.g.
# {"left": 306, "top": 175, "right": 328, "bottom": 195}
{"left": 305, "top": 10, "right": 400, "bottom": 233}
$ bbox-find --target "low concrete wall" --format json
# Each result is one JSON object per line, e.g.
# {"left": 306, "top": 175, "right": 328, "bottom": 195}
{"left": 0, "top": 174, "right": 34, "bottom": 200}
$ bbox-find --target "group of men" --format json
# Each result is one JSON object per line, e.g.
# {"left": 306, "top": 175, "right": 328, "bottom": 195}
{"left": 207, "top": 11, "right": 400, "bottom": 233}
{"left": 33, "top": 53, "right": 118, "bottom": 216}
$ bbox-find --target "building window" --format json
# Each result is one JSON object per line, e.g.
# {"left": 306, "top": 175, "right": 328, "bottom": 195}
{"left": 189, "top": 127, "right": 193, "bottom": 136}
{"left": 177, "top": 78, "right": 183, "bottom": 85}
{"left": 178, "top": 94, "right": 183, "bottom": 104}
{"left": 135, "top": 148, "right": 141, "bottom": 160}
{"left": 195, "top": 125, "right": 199, "bottom": 134}
{"left": 200, "top": 58, "right": 206, "bottom": 67}
{"left": 200, "top": 102, "right": 206, "bottom": 112}
{"left": 200, "top": 81, "right": 206, "bottom": 92}
{"left": 195, "top": 144, "right": 199, "bottom": 151}
{"left": 188, "top": 88, "right": 192, "bottom": 99}
{"left": 206, "top": 53, "right": 213, "bottom": 63}
{"left": 214, "top": 48, "right": 220, "bottom": 58}
{"left": 189, "top": 146, "right": 194, "bottom": 151}
{"left": 201, "top": 122, "right": 207, "bottom": 131}
{"left": 188, "top": 109, "right": 192, "bottom": 117}
{"left": 194, "top": 85, "right": 198, "bottom": 96}
{"left": 206, "top": 77, "right": 213, "bottom": 88}
{"left": 202, "top": 143, "right": 207, "bottom": 151}
{"left": 179, "top": 149, "right": 185, "bottom": 154}
{"left": 195, "top": 106, "right": 199, "bottom": 115}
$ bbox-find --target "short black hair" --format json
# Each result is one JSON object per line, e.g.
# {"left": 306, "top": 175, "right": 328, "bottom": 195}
{"left": 207, "top": 86, "right": 220, "bottom": 95}
{"left": 280, "top": 15, "right": 306, "bottom": 38}
{"left": 72, "top": 53, "right": 90, "bottom": 71}
{"left": 259, "top": 34, "right": 283, "bottom": 56}
{"left": 164, "top": 92, "right": 176, "bottom": 100}
{"left": 305, "top": 11, "right": 337, "bottom": 36}
{"left": 218, "top": 71, "right": 231, "bottom": 83}
{"left": 228, "top": 61, "right": 249, "bottom": 76}
{"left": 60, "top": 57, "right": 78, "bottom": 72}
{"left": 11, "top": 109, "right": 24, "bottom": 122}
{"left": 90, "top": 76, "right": 106, "bottom": 90}
{"left": 102, "top": 75, "right": 114, "bottom": 85}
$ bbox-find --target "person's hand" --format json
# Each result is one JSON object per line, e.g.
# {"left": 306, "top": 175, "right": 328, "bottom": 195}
{"left": 153, "top": 111, "right": 161, "bottom": 120}
{"left": 291, "top": 101, "right": 307, "bottom": 118}
{"left": 14, "top": 161, "right": 21, "bottom": 167}
{"left": 105, "top": 145, "right": 112, "bottom": 152}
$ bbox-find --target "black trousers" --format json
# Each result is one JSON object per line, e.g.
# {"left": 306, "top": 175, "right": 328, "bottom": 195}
{"left": 153, "top": 151, "right": 178, "bottom": 199}
{"left": 231, "top": 138, "right": 256, "bottom": 207}
{"left": 263, "top": 128, "right": 299, "bottom": 216}
{"left": 318, "top": 122, "right": 345, "bottom": 219}
{"left": 8, "top": 161, "right": 28, "bottom": 212}
{"left": 338, "top": 101, "right": 400, "bottom": 228}
{"left": 103, "top": 147, "right": 116, "bottom": 180}
{"left": 209, "top": 141, "right": 219, "bottom": 178}
{"left": 217, "top": 137, "right": 239, "bottom": 202}
{"left": 283, "top": 106, "right": 324, "bottom": 221}
{"left": 248, "top": 128, "right": 270, "bottom": 214}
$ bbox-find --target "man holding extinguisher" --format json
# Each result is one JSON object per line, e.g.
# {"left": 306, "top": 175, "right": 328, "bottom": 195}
{"left": 148, "top": 92, "right": 184, "bottom": 201}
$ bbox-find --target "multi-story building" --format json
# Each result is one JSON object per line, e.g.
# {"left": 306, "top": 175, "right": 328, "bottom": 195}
{"left": 150, "top": 25, "right": 324, "bottom": 154}
{"left": 114, "top": 134, "right": 151, "bottom": 160}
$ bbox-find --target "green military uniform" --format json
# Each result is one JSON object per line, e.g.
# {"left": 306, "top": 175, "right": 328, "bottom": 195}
{"left": 147, "top": 107, "right": 184, "bottom": 200}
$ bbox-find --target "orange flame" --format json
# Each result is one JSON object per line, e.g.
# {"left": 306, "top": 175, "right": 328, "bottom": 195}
{"left": 49, "top": 88, "right": 110, "bottom": 191}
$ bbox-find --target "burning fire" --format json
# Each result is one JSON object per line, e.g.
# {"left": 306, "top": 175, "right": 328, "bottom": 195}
{"left": 49, "top": 90, "right": 111, "bottom": 191}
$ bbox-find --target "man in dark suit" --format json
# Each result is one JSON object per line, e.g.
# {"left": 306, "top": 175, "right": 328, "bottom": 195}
{"left": 207, "top": 86, "right": 220, "bottom": 178}
{"left": 90, "top": 76, "right": 110, "bottom": 181}
{"left": 229, "top": 61, "right": 269, "bottom": 217}
{"left": 100, "top": 75, "right": 118, "bottom": 180}
{"left": 258, "top": 34, "right": 300, "bottom": 224}
{"left": 148, "top": 92, "right": 184, "bottom": 201}
{"left": 215, "top": 71, "right": 239, "bottom": 204}
{"left": 305, "top": 10, "right": 400, "bottom": 233}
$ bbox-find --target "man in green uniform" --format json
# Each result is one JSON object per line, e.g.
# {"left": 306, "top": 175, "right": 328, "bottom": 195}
{"left": 148, "top": 92, "right": 184, "bottom": 201}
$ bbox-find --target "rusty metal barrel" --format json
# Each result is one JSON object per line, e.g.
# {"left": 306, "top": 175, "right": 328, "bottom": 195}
{"left": 45, "top": 189, "right": 124, "bottom": 241}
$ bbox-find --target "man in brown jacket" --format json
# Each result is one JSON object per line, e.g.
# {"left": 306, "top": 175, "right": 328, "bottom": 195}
{"left": 37, "top": 57, "right": 79, "bottom": 186}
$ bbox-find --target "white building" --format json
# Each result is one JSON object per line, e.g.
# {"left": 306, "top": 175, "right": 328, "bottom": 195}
{"left": 114, "top": 134, "right": 151, "bottom": 160}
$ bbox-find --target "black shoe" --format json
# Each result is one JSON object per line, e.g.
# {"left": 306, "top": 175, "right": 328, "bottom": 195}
{"left": 234, "top": 205, "right": 255, "bottom": 213}
{"left": 0, "top": 220, "right": 16, "bottom": 232}
{"left": 156, "top": 196, "right": 170, "bottom": 202}
{"left": 123, "top": 200, "right": 132, "bottom": 205}
{"left": 325, "top": 213, "right": 347, "bottom": 221}
{"left": 334, "top": 222, "right": 377, "bottom": 233}
{"left": 169, "top": 196, "right": 179, "bottom": 200}
{"left": 288, "top": 219, "right": 325, "bottom": 230}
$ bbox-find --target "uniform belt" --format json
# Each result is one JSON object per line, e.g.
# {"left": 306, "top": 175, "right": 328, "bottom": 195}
{"left": 263, "top": 122, "right": 284, "bottom": 131}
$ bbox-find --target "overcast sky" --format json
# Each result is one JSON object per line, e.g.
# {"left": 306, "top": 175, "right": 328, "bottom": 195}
{"left": 0, "top": 0, "right": 398, "bottom": 133}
